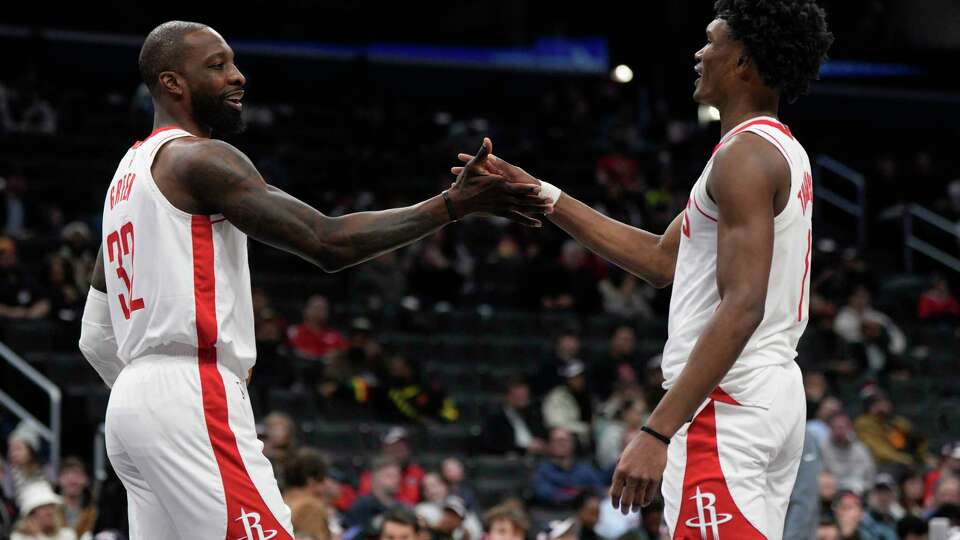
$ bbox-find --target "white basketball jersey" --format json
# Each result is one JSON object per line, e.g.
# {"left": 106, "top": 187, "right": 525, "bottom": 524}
{"left": 661, "top": 116, "right": 813, "bottom": 392}
{"left": 100, "top": 126, "right": 256, "bottom": 379}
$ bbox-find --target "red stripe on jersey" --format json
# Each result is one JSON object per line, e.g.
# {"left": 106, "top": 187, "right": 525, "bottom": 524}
{"left": 673, "top": 400, "right": 766, "bottom": 539}
{"left": 131, "top": 125, "right": 182, "bottom": 149}
{"left": 712, "top": 119, "right": 793, "bottom": 157}
{"left": 191, "top": 215, "right": 292, "bottom": 540}
{"left": 797, "top": 228, "right": 812, "bottom": 321}
{"left": 694, "top": 195, "right": 718, "bottom": 223}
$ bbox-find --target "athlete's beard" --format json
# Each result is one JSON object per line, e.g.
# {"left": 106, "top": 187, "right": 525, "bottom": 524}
{"left": 191, "top": 88, "right": 245, "bottom": 135}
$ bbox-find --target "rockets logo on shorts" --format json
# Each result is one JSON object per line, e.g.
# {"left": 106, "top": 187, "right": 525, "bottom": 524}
{"left": 236, "top": 508, "right": 278, "bottom": 540}
{"left": 684, "top": 487, "right": 732, "bottom": 539}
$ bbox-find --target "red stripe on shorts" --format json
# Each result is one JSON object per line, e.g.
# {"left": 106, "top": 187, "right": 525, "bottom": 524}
{"left": 673, "top": 399, "right": 766, "bottom": 539}
{"left": 192, "top": 215, "right": 291, "bottom": 540}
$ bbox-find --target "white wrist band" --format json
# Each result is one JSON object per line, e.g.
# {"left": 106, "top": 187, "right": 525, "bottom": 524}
{"left": 539, "top": 180, "right": 562, "bottom": 205}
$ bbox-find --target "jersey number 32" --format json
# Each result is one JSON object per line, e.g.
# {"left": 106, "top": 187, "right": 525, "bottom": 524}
{"left": 106, "top": 222, "right": 145, "bottom": 320}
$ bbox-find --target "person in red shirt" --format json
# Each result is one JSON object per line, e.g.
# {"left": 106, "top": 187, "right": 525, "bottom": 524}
{"left": 917, "top": 274, "right": 960, "bottom": 321}
{"left": 288, "top": 294, "right": 348, "bottom": 360}
{"left": 358, "top": 427, "right": 424, "bottom": 505}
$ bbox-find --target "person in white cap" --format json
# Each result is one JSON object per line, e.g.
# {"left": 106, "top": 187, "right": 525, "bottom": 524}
{"left": 542, "top": 360, "right": 593, "bottom": 444}
{"left": 2, "top": 423, "right": 52, "bottom": 502}
{"left": 11, "top": 482, "right": 76, "bottom": 540}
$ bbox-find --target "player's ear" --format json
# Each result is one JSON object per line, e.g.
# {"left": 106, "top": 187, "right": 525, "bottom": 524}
{"left": 158, "top": 71, "right": 185, "bottom": 98}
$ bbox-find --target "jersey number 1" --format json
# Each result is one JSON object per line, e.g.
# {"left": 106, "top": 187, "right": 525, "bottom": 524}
{"left": 107, "top": 222, "right": 145, "bottom": 320}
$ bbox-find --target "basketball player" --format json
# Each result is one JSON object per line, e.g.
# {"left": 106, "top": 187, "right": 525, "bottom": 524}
{"left": 453, "top": 1, "right": 833, "bottom": 537}
{"left": 77, "top": 21, "right": 550, "bottom": 539}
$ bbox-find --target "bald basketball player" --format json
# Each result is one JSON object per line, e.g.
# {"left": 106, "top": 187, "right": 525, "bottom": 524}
{"left": 78, "top": 21, "right": 550, "bottom": 539}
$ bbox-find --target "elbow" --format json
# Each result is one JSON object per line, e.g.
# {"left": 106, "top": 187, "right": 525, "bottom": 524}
{"left": 650, "top": 272, "right": 674, "bottom": 290}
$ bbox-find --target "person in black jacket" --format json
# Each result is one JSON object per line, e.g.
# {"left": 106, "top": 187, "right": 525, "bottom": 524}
{"left": 479, "top": 377, "right": 547, "bottom": 456}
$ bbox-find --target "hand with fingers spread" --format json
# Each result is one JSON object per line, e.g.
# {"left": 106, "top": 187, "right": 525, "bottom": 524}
{"left": 609, "top": 429, "right": 668, "bottom": 514}
{"left": 445, "top": 137, "right": 553, "bottom": 227}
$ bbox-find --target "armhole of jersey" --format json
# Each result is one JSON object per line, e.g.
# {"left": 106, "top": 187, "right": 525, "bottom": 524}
{"left": 738, "top": 127, "right": 799, "bottom": 228}
{"left": 142, "top": 133, "right": 226, "bottom": 222}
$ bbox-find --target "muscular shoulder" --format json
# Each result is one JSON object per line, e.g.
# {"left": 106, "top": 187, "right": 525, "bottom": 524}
{"left": 155, "top": 137, "right": 265, "bottom": 213}
{"left": 708, "top": 132, "right": 789, "bottom": 206}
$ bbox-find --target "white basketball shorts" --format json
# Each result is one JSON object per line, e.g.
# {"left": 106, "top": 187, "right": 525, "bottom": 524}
{"left": 105, "top": 354, "right": 294, "bottom": 539}
{"left": 662, "top": 361, "right": 806, "bottom": 540}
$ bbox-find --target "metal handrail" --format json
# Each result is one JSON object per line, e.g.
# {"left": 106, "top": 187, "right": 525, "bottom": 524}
{"left": 814, "top": 154, "right": 867, "bottom": 248}
{"left": 892, "top": 204, "right": 960, "bottom": 274}
{"left": 0, "top": 341, "right": 62, "bottom": 473}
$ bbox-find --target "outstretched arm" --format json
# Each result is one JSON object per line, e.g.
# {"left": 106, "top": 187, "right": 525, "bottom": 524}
{"left": 175, "top": 138, "right": 549, "bottom": 273}
{"left": 454, "top": 153, "right": 681, "bottom": 288}
{"left": 549, "top": 196, "right": 682, "bottom": 289}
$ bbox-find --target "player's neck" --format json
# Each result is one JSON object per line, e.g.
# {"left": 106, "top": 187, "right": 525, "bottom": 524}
{"left": 152, "top": 107, "right": 212, "bottom": 138}
{"left": 717, "top": 95, "right": 779, "bottom": 137}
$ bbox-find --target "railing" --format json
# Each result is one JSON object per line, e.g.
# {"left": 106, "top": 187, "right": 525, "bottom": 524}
{"left": 0, "top": 341, "right": 62, "bottom": 473}
{"left": 881, "top": 203, "right": 960, "bottom": 274}
{"left": 92, "top": 423, "right": 107, "bottom": 500}
{"left": 813, "top": 154, "right": 867, "bottom": 248}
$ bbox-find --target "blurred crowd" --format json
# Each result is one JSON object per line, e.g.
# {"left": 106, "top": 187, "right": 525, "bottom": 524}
{"left": 2, "top": 55, "right": 960, "bottom": 540}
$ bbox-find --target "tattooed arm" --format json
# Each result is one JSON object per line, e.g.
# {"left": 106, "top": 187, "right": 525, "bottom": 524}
{"left": 166, "top": 138, "right": 549, "bottom": 273}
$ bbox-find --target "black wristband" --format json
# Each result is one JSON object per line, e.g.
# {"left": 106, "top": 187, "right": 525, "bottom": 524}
{"left": 442, "top": 190, "right": 458, "bottom": 222}
{"left": 641, "top": 425, "right": 670, "bottom": 446}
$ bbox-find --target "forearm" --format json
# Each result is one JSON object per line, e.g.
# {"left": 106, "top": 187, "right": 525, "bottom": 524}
{"left": 645, "top": 301, "right": 763, "bottom": 437}
{"left": 319, "top": 195, "right": 450, "bottom": 272}
{"left": 549, "top": 194, "right": 676, "bottom": 288}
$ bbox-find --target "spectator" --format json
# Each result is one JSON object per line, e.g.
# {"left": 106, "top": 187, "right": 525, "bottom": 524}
{"left": 573, "top": 492, "right": 601, "bottom": 540}
{"left": 819, "top": 471, "right": 839, "bottom": 521}
{"left": 424, "top": 496, "right": 471, "bottom": 540}
{"left": 536, "top": 240, "right": 602, "bottom": 314}
{"left": 533, "top": 329, "right": 581, "bottom": 396}
{"left": 372, "top": 356, "right": 459, "bottom": 424}
{"left": 804, "top": 371, "right": 830, "bottom": 421}
{"left": 595, "top": 398, "right": 648, "bottom": 470}
{"left": 917, "top": 274, "right": 960, "bottom": 322}
{"left": 344, "top": 317, "right": 383, "bottom": 377}
{"left": 346, "top": 456, "right": 403, "bottom": 530}
{"left": 0, "top": 236, "right": 51, "bottom": 320}
{"left": 590, "top": 326, "right": 642, "bottom": 400}
{"left": 441, "top": 458, "right": 477, "bottom": 512}
{"left": 815, "top": 519, "right": 840, "bottom": 540}
{"left": 643, "top": 354, "right": 666, "bottom": 405}
{"left": 45, "top": 255, "right": 82, "bottom": 324}
{"left": 54, "top": 457, "right": 96, "bottom": 538}
{"left": 924, "top": 475, "right": 960, "bottom": 520}
{"left": 415, "top": 472, "right": 449, "bottom": 527}
{"left": 261, "top": 411, "right": 299, "bottom": 475}
{"left": 483, "top": 500, "right": 529, "bottom": 540}
{"left": 854, "top": 389, "right": 927, "bottom": 470}
{"left": 1, "top": 173, "right": 29, "bottom": 238}
{"left": 11, "top": 482, "right": 75, "bottom": 540}
{"left": 808, "top": 396, "right": 843, "bottom": 448}
{"left": 860, "top": 475, "right": 900, "bottom": 540}
{"left": 925, "top": 442, "right": 960, "bottom": 506}
{"left": 785, "top": 425, "right": 823, "bottom": 540}
{"left": 378, "top": 507, "right": 420, "bottom": 540}
{"left": 1, "top": 423, "right": 51, "bottom": 502}
{"left": 353, "top": 251, "right": 408, "bottom": 311}
{"left": 833, "top": 286, "right": 906, "bottom": 373}
{"left": 597, "top": 272, "right": 654, "bottom": 321}
{"left": 532, "top": 428, "right": 604, "bottom": 508}
{"left": 322, "top": 466, "right": 351, "bottom": 538}
{"left": 832, "top": 491, "right": 869, "bottom": 540}
{"left": 543, "top": 361, "right": 594, "bottom": 445}
{"left": 283, "top": 447, "right": 332, "bottom": 540}
{"left": 896, "top": 515, "right": 928, "bottom": 540}
{"left": 359, "top": 428, "right": 425, "bottom": 505}
{"left": 899, "top": 472, "right": 926, "bottom": 517}
{"left": 480, "top": 377, "right": 547, "bottom": 456}
{"left": 288, "top": 295, "right": 348, "bottom": 360}
{"left": 473, "top": 235, "right": 526, "bottom": 307}
{"left": 406, "top": 232, "right": 466, "bottom": 307}
{"left": 820, "top": 412, "right": 876, "bottom": 495}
